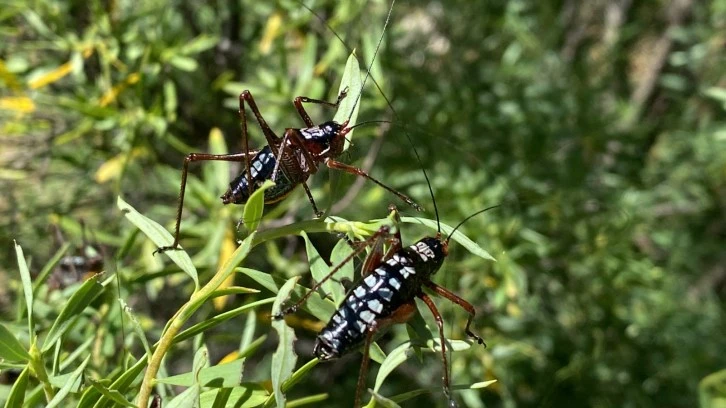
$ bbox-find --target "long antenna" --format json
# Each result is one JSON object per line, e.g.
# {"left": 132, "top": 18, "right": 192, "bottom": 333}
{"left": 347, "top": 0, "right": 396, "bottom": 122}
{"left": 299, "top": 0, "right": 439, "bottom": 232}
{"left": 445, "top": 205, "right": 501, "bottom": 243}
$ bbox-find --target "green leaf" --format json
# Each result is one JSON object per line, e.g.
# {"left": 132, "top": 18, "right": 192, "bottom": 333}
{"left": 87, "top": 378, "right": 136, "bottom": 407}
{"left": 167, "top": 384, "right": 200, "bottom": 408}
{"left": 0, "top": 323, "right": 30, "bottom": 362}
{"left": 200, "top": 383, "right": 269, "bottom": 408}
{"left": 401, "top": 216, "right": 496, "bottom": 261}
{"left": 333, "top": 52, "right": 363, "bottom": 149}
{"left": 286, "top": 393, "right": 329, "bottom": 407}
{"left": 330, "top": 239, "right": 355, "bottom": 303}
{"left": 169, "top": 55, "right": 198, "bottom": 72}
{"left": 4, "top": 365, "right": 29, "bottom": 408}
{"left": 120, "top": 299, "right": 152, "bottom": 358}
{"left": 182, "top": 35, "right": 220, "bottom": 55}
{"left": 243, "top": 180, "right": 275, "bottom": 232}
{"left": 369, "top": 390, "right": 401, "bottom": 408}
{"left": 174, "top": 298, "right": 275, "bottom": 344}
{"left": 14, "top": 242, "right": 34, "bottom": 335}
{"left": 46, "top": 355, "right": 90, "bottom": 408}
{"left": 281, "top": 358, "right": 319, "bottom": 393}
{"left": 158, "top": 359, "right": 244, "bottom": 388}
{"left": 271, "top": 278, "right": 299, "bottom": 408}
{"left": 117, "top": 196, "right": 199, "bottom": 289}
{"left": 300, "top": 231, "right": 343, "bottom": 304}
{"left": 373, "top": 339, "right": 471, "bottom": 393}
{"left": 240, "top": 269, "right": 335, "bottom": 321}
{"left": 81, "top": 357, "right": 145, "bottom": 408}
{"left": 42, "top": 275, "right": 104, "bottom": 353}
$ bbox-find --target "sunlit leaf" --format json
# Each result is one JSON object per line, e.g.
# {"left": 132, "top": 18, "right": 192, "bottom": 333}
{"left": 271, "top": 278, "right": 299, "bottom": 408}
{"left": 14, "top": 241, "right": 33, "bottom": 335}
{"left": 0, "top": 96, "right": 35, "bottom": 113}
{"left": 333, "top": 52, "right": 363, "bottom": 149}
{"left": 401, "top": 216, "right": 496, "bottom": 261}
{"left": 117, "top": 196, "right": 199, "bottom": 289}
{"left": 27, "top": 61, "right": 73, "bottom": 89}
{"left": 300, "top": 231, "right": 343, "bottom": 304}
{"left": 157, "top": 359, "right": 244, "bottom": 388}
{"left": 243, "top": 180, "right": 275, "bottom": 233}
{"left": 259, "top": 13, "right": 283, "bottom": 54}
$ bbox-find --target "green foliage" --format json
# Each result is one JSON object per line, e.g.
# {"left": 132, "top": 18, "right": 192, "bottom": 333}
{"left": 2, "top": 0, "right": 726, "bottom": 407}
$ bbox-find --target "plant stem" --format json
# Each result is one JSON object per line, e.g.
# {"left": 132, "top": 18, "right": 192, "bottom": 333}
{"left": 28, "top": 341, "right": 55, "bottom": 402}
{"left": 136, "top": 218, "right": 384, "bottom": 407}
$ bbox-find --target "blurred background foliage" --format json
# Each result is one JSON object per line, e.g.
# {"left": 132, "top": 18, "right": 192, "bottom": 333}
{"left": 1, "top": 0, "right": 725, "bottom": 407}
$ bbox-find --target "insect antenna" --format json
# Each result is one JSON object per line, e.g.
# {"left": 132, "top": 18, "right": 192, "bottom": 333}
{"left": 299, "top": 0, "right": 440, "bottom": 232}
{"left": 445, "top": 205, "right": 501, "bottom": 244}
{"left": 345, "top": 0, "right": 396, "bottom": 123}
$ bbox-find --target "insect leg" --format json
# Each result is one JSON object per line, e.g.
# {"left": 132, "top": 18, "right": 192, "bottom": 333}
{"left": 355, "top": 301, "right": 418, "bottom": 408}
{"left": 239, "top": 90, "right": 282, "bottom": 195}
{"left": 271, "top": 129, "right": 319, "bottom": 182}
{"left": 418, "top": 292, "right": 456, "bottom": 407}
{"left": 325, "top": 159, "right": 424, "bottom": 212}
{"left": 272, "top": 225, "right": 392, "bottom": 318}
{"left": 360, "top": 205, "right": 403, "bottom": 276}
{"left": 155, "top": 151, "right": 258, "bottom": 254}
{"left": 293, "top": 87, "right": 349, "bottom": 127}
{"left": 301, "top": 182, "right": 323, "bottom": 218}
{"left": 424, "top": 281, "right": 486, "bottom": 346}
{"left": 269, "top": 129, "right": 322, "bottom": 216}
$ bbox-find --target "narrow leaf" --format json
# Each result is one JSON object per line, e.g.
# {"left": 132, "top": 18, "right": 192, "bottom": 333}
{"left": 243, "top": 179, "right": 275, "bottom": 232}
{"left": 174, "top": 298, "right": 274, "bottom": 344}
{"left": 240, "top": 269, "right": 335, "bottom": 321}
{"left": 199, "top": 384, "right": 269, "bottom": 408}
{"left": 167, "top": 384, "right": 200, "bottom": 408}
{"left": 373, "top": 339, "right": 471, "bottom": 392}
{"left": 329, "top": 239, "right": 355, "bottom": 304}
{"left": 88, "top": 378, "right": 136, "bottom": 407}
{"left": 300, "top": 232, "right": 343, "bottom": 304}
{"left": 157, "top": 359, "right": 244, "bottom": 388}
{"left": 369, "top": 390, "right": 401, "bottom": 408}
{"left": 0, "top": 323, "right": 30, "bottom": 362}
{"left": 271, "top": 278, "right": 299, "bottom": 408}
{"left": 46, "top": 355, "right": 90, "bottom": 408}
{"left": 117, "top": 196, "right": 199, "bottom": 288}
{"left": 42, "top": 275, "right": 104, "bottom": 353}
{"left": 14, "top": 242, "right": 34, "bottom": 335}
{"left": 333, "top": 52, "right": 363, "bottom": 149}
{"left": 4, "top": 365, "right": 29, "bottom": 408}
{"left": 401, "top": 217, "right": 496, "bottom": 261}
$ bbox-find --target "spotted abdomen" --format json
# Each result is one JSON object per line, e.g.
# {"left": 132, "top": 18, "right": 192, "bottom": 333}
{"left": 221, "top": 146, "right": 296, "bottom": 204}
{"left": 313, "top": 238, "right": 446, "bottom": 360}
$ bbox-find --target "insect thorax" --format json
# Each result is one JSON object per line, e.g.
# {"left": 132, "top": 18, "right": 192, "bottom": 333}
{"left": 298, "top": 121, "right": 344, "bottom": 157}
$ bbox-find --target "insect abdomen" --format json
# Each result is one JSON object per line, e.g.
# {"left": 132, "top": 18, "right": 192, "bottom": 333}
{"left": 314, "top": 251, "right": 422, "bottom": 360}
{"left": 221, "top": 146, "right": 297, "bottom": 204}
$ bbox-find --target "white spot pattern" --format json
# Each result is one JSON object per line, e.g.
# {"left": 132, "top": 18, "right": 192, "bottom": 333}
{"left": 354, "top": 286, "right": 367, "bottom": 298}
{"left": 400, "top": 266, "right": 416, "bottom": 278}
{"left": 359, "top": 310, "right": 375, "bottom": 323}
{"left": 414, "top": 242, "right": 436, "bottom": 260}
{"left": 367, "top": 299, "right": 383, "bottom": 314}
{"left": 389, "top": 277, "right": 401, "bottom": 290}
{"left": 364, "top": 274, "right": 377, "bottom": 288}
{"left": 379, "top": 287, "right": 393, "bottom": 301}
